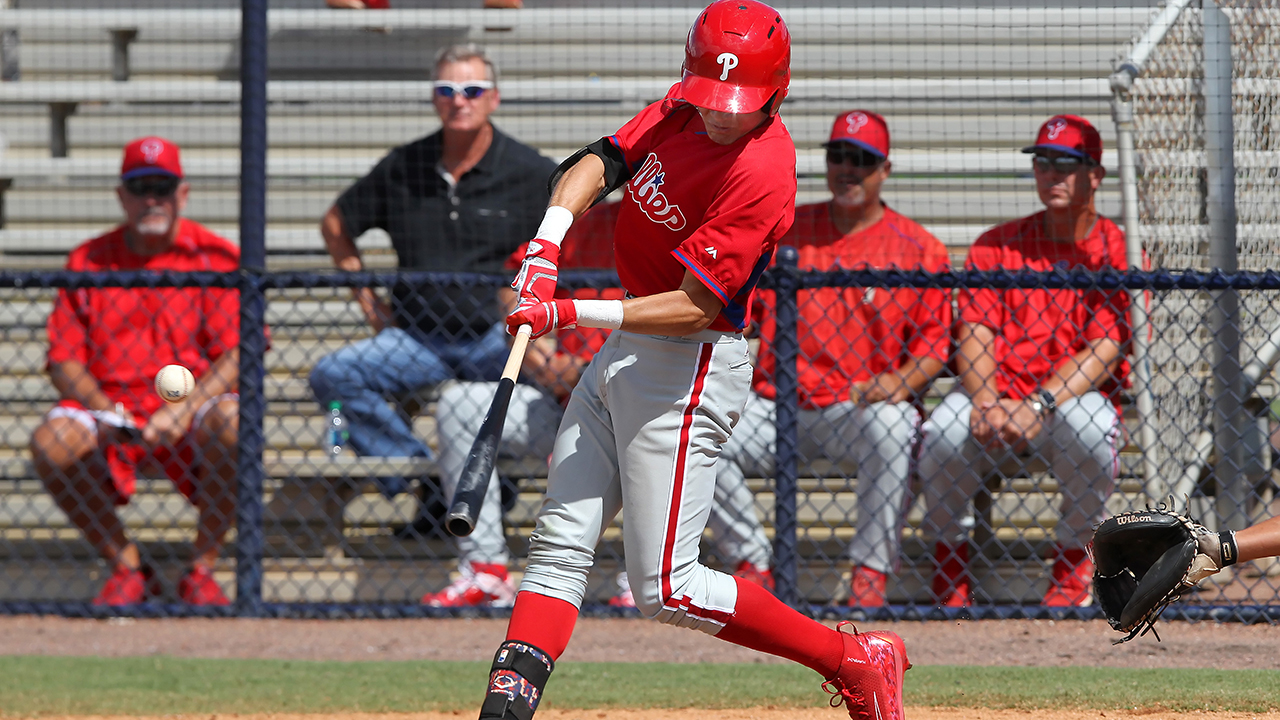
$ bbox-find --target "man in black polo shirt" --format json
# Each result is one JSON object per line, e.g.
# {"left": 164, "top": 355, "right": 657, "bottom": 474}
{"left": 309, "top": 44, "right": 556, "bottom": 500}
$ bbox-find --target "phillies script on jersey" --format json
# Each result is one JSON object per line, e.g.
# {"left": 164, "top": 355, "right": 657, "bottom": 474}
{"left": 607, "top": 84, "right": 796, "bottom": 332}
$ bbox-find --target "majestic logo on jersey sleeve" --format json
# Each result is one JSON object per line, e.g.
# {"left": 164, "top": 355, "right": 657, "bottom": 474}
{"left": 627, "top": 153, "right": 687, "bottom": 231}
{"left": 1046, "top": 118, "right": 1068, "bottom": 140}
{"left": 716, "top": 52, "right": 739, "bottom": 81}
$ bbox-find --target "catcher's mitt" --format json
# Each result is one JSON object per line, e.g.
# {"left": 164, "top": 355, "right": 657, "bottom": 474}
{"left": 1088, "top": 505, "right": 1239, "bottom": 643}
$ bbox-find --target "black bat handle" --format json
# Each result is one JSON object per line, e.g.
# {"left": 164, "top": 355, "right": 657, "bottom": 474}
{"left": 445, "top": 325, "right": 532, "bottom": 537}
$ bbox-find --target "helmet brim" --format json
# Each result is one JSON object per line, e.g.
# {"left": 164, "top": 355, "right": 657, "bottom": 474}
{"left": 680, "top": 70, "right": 778, "bottom": 114}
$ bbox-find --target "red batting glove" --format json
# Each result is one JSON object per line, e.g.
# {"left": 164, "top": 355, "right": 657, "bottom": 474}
{"left": 510, "top": 239, "right": 562, "bottom": 306}
{"left": 507, "top": 298, "right": 577, "bottom": 339}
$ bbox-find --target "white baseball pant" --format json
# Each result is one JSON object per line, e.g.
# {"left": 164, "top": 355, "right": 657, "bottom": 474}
{"left": 918, "top": 391, "right": 1121, "bottom": 549}
{"left": 713, "top": 392, "right": 921, "bottom": 575}
{"left": 435, "top": 381, "right": 564, "bottom": 566}
{"left": 519, "top": 329, "right": 751, "bottom": 635}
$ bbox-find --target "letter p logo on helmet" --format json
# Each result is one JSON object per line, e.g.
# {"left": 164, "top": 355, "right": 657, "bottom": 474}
{"left": 716, "top": 52, "right": 739, "bottom": 81}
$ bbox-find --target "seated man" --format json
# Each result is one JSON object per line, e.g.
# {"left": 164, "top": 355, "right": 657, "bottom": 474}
{"left": 424, "top": 202, "right": 621, "bottom": 606}
{"left": 29, "top": 137, "right": 249, "bottom": 606}
{"left": 918, "top": 114, "right": 1132, "bottom": 608}
{"left": 712, "top": 110, "right": 952, "bottom": 607}
{"left": 307, "top": 44, "right": 556, "bottom": 498}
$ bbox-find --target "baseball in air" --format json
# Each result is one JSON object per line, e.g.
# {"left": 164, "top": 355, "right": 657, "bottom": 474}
{"left": 155, "top": 364, "right": 195, "bottom": 403}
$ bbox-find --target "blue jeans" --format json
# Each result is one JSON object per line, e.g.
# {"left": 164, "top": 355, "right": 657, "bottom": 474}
{"left": 308, "top": 324, "right": 509, "bottom": 495}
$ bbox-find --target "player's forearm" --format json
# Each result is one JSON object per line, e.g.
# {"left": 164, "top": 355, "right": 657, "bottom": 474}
{"left": 897, "top": 356, "right": 945, "bottom": 396}
{"left": 50, "top": 360, "right": 112, "bottom": 411}
{"left": 955, "top": 323, "right": 998, "bottom": 404}
{"left": 1041, "top": 337, "right": 1121, "bottom": 403}
{"left": 617, "top": 274, "right": 723, "bottom": 336}
{"left": 548, "top": 153, "right": 607, "bottom": 219}
{"left": 188, "top": 349, "right": 240, "bottom": 409}
{"left": 1236, "top": 515, "right": 1280, "bottom": 563}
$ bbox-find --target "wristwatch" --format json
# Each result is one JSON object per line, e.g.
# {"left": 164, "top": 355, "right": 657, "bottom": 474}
{"left": 1029, "top": 387, "right": 1057, "bottom": 417}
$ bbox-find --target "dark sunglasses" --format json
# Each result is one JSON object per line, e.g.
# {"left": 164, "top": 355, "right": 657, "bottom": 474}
{"left": 825, "top": 145, "right": 884, "bottom": 168}
{"left": 1032, "top": 155, "right": 1094, "bottom": 174}
{"left": 123, "top": 176, "right": 181, "bottom": 198}
{"left": 433, "top": 81, "right": 493, "bottom": 100}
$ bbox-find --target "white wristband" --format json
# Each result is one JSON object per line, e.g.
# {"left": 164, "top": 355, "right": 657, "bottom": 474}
{"left": 534, "top": 205, "right": 575, "bottom": 249}
{"left": 573, "top": 299, "right": 624, "bottom": 330}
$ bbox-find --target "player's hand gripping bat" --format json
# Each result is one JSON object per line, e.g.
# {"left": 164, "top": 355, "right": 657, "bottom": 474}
{"left": 446, "top": 324, "right": 533, "bottom": 537}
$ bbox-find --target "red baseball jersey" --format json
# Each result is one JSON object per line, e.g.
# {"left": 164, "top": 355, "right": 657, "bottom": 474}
{"left": 607, "top": 83, "right": 796, "bottom": 332}
{"left": 507, "top": 201, "right": 623, "bottom": 361}
{"left": 752, "top": 203, "right": 953, "bottom": 409}
{"left": 47, "top": 219, "right": 252, "bottom": 419}
{"left": 960, "top": 211, "right": 1132, "bottom": 402}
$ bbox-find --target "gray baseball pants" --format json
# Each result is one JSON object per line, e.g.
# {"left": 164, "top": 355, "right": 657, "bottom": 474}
{"left": 918, "top": 391, "right": 1120, "bottom": 549}
{"left": 520, "top": 329, "right": 751, "bottom": 635}
{"left": 713, "top": 393, "right": 921, "bottom": 575}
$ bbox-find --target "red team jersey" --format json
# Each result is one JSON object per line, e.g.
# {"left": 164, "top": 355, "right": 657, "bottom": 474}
{"left": 752, "top": 203, "right": 953, "bottom": 410}
{"left": 608, "top": 84, "right": 797, "bottom": 332}
{"left": 47, "top": 219, "right": 251, "bottom": 420}
{"left": 960, "top": 211, "right": 1132, "bottom": 402}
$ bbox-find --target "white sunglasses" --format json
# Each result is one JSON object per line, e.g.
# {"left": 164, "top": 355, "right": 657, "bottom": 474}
{"left": 433, "top": 80, "right": 494, "bottom": 100}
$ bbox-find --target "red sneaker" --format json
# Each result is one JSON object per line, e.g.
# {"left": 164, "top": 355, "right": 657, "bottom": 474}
{"left": 822, "top": 621, "right": 911, "bottom": 720}
{"left": 422, "top": 562, "right": 515, "bottom": 607}
{"left": 179, "top": 565, "right": 230, "bottom": 606}
{"left": 733, "top": 560, "right": 776, "bottom": 592}
{"left": 1044, "top": 547, "right": 1094, "bottom": 607}
{"left": 93, "top": 565, "right": 145, "bottom": 606}
{"left": 849, "top": 566, "right": 887, "bottom": 608}
{"left": 931, "top": 541, "right": 971, "bottom": 607}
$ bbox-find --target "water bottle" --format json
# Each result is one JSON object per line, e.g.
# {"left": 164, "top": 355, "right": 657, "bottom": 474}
{"left": 327, "top": 401, "right": 348, "bottom": 459}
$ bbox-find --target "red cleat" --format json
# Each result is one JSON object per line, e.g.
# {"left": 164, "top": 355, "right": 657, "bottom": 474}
{"left": 931, "top": 541, "right": 972, "bottom": 607}
{"left": 1043, "top": 546, "right": 1094, "bottom": 607}
{"left": 422, "top": 562, "right": 515, "bottom": 607}
{"left": 179, "top": 565, "right": 230, "bottom": 606}
{"left": 823, "top": 621, "right": 911, "bottom": 720}
{"left": 733, "top": 560, "right": 776, "bottom": 592}
{"left": 849, "top": 566, "right": 887, "bottom": 608}
{"left": 93, "top": 564, "right": 146, "bottom": 606}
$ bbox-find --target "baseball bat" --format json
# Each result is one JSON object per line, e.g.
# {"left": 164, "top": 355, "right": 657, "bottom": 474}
{"left": 446, "top": 324, "right": 533, "bottom": 537}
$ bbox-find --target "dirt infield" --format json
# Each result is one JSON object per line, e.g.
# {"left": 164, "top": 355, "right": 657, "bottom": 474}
{"left": 30, "top": 712, "right": 1280, "bottom": 720}
{"left": 2, "top": 616, "right": 1279, "bottom": 669}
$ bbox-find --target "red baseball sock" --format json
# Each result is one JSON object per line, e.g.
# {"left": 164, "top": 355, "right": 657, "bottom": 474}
{"left": 716, "top": 577, "right": 844, "bottom": 679}
{"left": 505, "top": 590, "right": 579, "bottom": 661}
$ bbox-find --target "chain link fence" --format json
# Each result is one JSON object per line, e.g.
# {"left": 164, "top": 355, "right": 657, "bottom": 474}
{"left": 0, "top": 2, "right": 1277, "bottom": 620}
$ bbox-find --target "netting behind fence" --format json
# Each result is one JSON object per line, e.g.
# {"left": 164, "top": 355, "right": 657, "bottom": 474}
{"left": 1, "top": 3, "right": 1278, "bottom": 618}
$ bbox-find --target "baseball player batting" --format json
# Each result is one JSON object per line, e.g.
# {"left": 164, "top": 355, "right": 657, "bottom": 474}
{"left": 475, "top": 4, "right": 909, "bottom": 720}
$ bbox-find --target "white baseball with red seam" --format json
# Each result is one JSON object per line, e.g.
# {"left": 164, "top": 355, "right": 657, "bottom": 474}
{"left": 154, "top": 364, "right": 194, "bottom": 403}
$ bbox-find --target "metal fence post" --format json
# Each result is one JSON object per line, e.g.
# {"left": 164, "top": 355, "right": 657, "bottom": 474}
{"left": 234, "top": 0, "right": 268, "bottom": 616}
{"left": 1203, "top": 0, "right": 1249, "bottom": 531}
{"left": 771, "top": 245, "right": 800, "bottom": 608}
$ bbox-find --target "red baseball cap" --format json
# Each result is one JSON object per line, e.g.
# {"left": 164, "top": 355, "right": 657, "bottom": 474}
{"left": 823, "top": 110, "right": 889, "bottom": 159}
{"left": 1022, "top": 115, "right": 1102, "bottom": 164}
{"left": 121, "top": 136, "right": 184, "bottom": 180}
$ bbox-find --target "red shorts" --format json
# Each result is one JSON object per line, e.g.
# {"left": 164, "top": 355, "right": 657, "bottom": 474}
{"left": 48, "top": 394, "right": 237, "bottom": 506}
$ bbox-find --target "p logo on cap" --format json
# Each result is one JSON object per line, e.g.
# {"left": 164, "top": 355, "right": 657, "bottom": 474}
{"left": 824, "top": 109, "right": 889, "bottom": 159}
{"left": 1022, "top": 114, "right": 1102, "bottom": 164}
{"left": 121, "top": 136, "right": 184, "bottom": 180}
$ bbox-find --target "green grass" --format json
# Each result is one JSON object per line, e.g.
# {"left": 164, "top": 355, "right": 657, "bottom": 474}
{"left": 0, "top": 657, "right": 1277, "bottom": 716}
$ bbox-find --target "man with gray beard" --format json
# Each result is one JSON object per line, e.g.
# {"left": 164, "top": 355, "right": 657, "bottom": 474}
{"left": 30, "top": 137, "right": 250, "bottom": 607}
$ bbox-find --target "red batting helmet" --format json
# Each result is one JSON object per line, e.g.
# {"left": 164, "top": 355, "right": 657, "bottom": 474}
{"left": 681, "top": 0, "right": 791, "bottom": 115}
